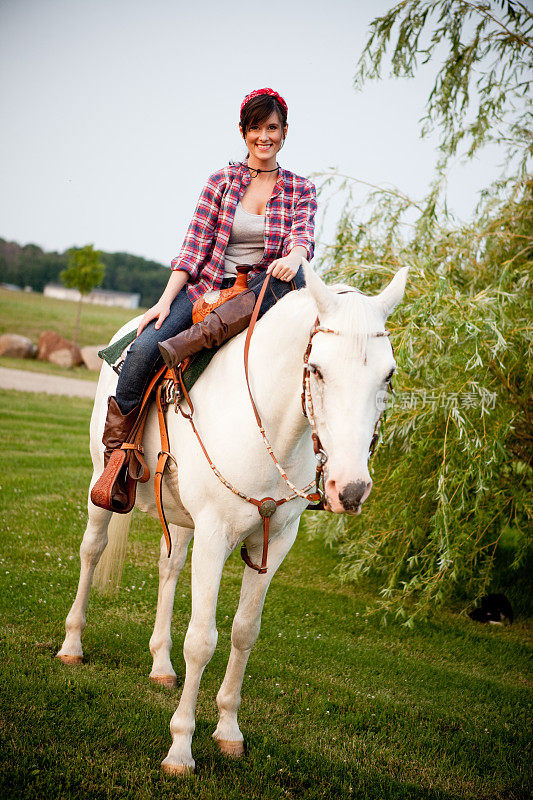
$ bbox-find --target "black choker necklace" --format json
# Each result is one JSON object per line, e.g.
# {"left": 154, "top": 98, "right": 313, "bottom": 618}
{"left": 247, "top": 163, "right": 279, "bottom": 179}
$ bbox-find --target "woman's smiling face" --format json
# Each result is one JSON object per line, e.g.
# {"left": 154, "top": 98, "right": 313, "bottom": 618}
{"left": 240, "top": 111, "right": 287, "bottom": 163}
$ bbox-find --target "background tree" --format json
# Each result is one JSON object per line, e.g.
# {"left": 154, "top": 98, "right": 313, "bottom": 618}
{"left": 355, "top": 0, "right": 532, "bottom": 216}
{"left": 312, "top": 0, "right": 532, "bottom": 622}
{"left": 0, "top": 238, "right": 169, "bottom": 307}
{"left": 60, "top": 245, "right": 105, "bottom": 346}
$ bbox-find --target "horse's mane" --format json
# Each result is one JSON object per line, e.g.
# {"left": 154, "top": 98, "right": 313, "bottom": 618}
{"left": 257, "top": 281, "right": 383, "bottom": 362}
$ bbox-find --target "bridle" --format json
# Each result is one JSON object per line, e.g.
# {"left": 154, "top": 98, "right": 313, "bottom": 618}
{"left": 300, "top": 319, "right": 391, "bottom": 507}
{"left": 172, "top": 274, "right": 391, "bottom": 574}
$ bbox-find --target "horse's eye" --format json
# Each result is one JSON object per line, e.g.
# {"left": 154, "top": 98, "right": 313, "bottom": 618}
{"left": 309, "top": 364, "right": 323, "bottom": 381}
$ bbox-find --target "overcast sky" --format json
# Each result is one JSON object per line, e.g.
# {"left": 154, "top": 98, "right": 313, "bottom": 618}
{"left": 1, "top": 0, "right": 503, "bottom": 268}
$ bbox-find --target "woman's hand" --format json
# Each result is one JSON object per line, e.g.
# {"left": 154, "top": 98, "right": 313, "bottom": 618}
{"left": 267, "top": 246, "right": 307, "bottom": 282}
{"left": 137, "top": 301, "right": 171, "bottom": 336}
{"left": 136, "top": 269, "right": 189, "bottom": 336}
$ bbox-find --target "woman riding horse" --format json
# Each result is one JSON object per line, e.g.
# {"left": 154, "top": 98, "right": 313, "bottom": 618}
{"left": 92, "top": 87, "right": 317, "bottom": 503}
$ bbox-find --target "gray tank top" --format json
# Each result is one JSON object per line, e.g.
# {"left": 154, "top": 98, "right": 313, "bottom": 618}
{"left": 223, "top": 202, "right": 265, "bottom": 278}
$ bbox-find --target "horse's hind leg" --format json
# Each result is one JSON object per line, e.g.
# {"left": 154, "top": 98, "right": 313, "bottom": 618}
{"left": 149, "top": 525, "right": 193, "bottom": 688}
{"left": 213, "top": 520, "right": 298, "bottom": 756}
{"left": 57, "top": 502, "right": 112, "bottom": 664}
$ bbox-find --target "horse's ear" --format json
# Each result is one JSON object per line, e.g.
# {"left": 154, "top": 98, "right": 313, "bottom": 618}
{"left": 303, "top": 260, "right": 338, "bottom": 316}
{"left": 375, "top": 266, "right": 409, "bottom": 319}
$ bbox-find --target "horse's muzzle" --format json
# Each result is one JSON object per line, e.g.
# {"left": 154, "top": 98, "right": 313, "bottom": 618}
{"left": 325, "top": 477, "right": 372, "bottom": 514}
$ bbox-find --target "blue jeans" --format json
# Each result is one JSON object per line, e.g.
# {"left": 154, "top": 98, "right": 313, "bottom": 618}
{"left": 115, "top": 266, "right": 306, "bottom": 413}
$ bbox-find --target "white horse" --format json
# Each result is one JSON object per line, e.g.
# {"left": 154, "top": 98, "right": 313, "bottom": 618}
{"left": 57, "top": 263, "right": 408, "bottom": 775}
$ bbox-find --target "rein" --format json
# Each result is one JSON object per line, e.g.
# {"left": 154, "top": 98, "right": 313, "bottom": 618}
{"left": 173, "top": 273, "right": 322, "bottom": 574}
{"left": 165, "top": 273, "right": 390, "bottom": 574}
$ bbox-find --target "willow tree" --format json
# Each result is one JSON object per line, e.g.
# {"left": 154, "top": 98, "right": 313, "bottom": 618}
{"left": 313, "top": 1, "right": 532, "bottom": 622}
{"left": 358, "top": 1, "right": 531, "bottom": 163}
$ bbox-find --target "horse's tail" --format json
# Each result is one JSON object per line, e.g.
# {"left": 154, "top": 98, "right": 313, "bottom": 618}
{"left": 93, "top": 511, "right": 133, "bottom": 594}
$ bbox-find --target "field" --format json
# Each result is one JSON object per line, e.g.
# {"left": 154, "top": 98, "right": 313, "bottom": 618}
{"left": 0, "top": 287, "right": 144, "bottom": 348}
{"left": 0, "top": 388, "right": 531, "bottom": 800}
{"left": 0, "top": 287, "right": 147, "bottom": 381}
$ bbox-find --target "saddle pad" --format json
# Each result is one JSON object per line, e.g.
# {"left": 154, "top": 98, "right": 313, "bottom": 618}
{"left": 98, "top": 331, "right": 218, "bottom": 393}
{"left": 98, "top": 329, "right": 137, "bottom": 367}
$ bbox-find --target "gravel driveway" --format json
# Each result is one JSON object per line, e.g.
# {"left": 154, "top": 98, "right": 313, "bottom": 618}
{"left": 0, "top": 366, "right": 97, "bottom": 399}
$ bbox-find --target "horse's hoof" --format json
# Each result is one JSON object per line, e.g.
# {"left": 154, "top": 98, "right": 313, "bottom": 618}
{"left": 216, "top": 739, "right": 245, "bottom": 758}
{"left": 162, "top": 762, "right": 194, "bottom": 776}
{"left": 150, "top": 674, "right": 178, "bottom": 689}
{"left": 56, "top": 654, "right": 83, "bottom": 665}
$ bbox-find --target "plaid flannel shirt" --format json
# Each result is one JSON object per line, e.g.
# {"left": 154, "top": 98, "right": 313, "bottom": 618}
{"left": 171, "top": 162, "right": 317, "bottom": 302}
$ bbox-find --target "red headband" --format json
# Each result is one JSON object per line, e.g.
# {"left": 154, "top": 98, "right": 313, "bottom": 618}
{"left": 240, "top": 87, "right": 288, "bottom": 115}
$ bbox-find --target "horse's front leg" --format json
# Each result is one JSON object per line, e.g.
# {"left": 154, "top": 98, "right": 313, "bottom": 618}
{"left": 213, "top": 519, "right": 299, "bottom": 756}
{"left": 162, "top": 521, "right": 229, "bottom": 775}
{"left": 149, "top": 525, "right": 193, "bottom": 688}
{"left": 57, "top": 501, "right": 113, "bottom": 663}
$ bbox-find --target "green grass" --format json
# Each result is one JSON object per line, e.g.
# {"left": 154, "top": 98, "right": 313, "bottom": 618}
{"left": 0, "top": 389, "right": 531, "bottom": 800}
{"left": 0, "top": 355, "right": 99, "bottom": 381}
{"left": 0, "top": 287, "right": 143, "bottom": 348}
{"left": 0, "top": 287, "right": 143, "bottom": 380}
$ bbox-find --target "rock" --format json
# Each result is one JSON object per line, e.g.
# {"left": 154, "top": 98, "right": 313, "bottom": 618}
{"left": 81, "top": 345, "right": 104, "bottom": 371}
{"left": 0, "top": 333, "right": 37, "bottom": 359}
{"left": 48, "top": 348, "right": 78, "bottom": 368}
{"left": 38, "top": 330, "right": 83, "bottom": 367}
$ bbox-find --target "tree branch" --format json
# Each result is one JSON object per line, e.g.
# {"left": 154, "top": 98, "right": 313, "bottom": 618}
{"left": 457, "top": 0, "right": 533, "bottom": 50}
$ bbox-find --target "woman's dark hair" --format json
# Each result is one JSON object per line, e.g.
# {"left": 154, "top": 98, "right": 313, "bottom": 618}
{"left": 240, "top": 94, "right": 287, "bottom": 137}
